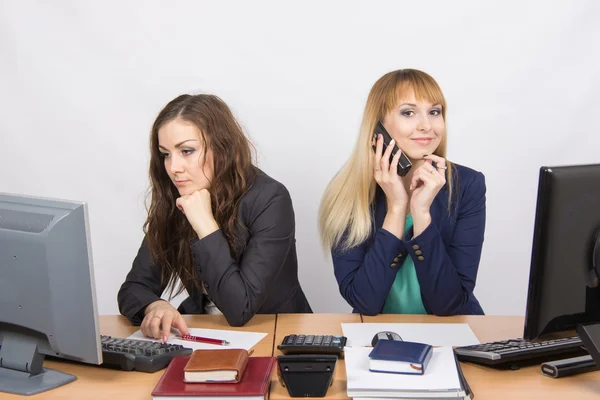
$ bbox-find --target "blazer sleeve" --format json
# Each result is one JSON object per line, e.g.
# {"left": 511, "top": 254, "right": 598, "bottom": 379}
{"left": 117, "top": 238, "right": 167, "bottom": 325}
{"left": 407, "top": 171, "right": 486, "bottom": 315}
{"left": 332, "top": 228, "right": 409, "bottom": 316}
{"left": 190, "top": 183, "right": 296, "bottom": 327}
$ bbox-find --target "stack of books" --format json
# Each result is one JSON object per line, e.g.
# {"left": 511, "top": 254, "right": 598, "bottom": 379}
{"left": 344, "top": 345, "right": 473, "bottom": 400}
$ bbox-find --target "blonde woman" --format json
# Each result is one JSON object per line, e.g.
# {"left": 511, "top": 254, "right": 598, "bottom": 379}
{"left": 319, "top": 69, "right": 485, "bottom": 316}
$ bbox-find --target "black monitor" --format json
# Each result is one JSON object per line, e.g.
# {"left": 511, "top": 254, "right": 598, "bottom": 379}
{"left": 0, "top": 193, "right": 102, "bottom": 396}
{"left": 523, "top": 164, "right": 600, "bottom": 340}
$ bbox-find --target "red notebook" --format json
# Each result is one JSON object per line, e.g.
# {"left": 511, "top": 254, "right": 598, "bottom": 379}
{"left": 152, "top": 356, "right": 275, "bottom": 400}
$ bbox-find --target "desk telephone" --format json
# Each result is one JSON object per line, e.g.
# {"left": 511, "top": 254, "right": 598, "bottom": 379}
{"left": 277, "top": 334, "right": 346, "bottom": 397}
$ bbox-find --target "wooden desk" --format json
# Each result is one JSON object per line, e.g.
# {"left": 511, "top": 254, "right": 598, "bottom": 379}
{"left": 363, "top": 314, "right": 600, "bottom": 400}
{"left": 6, "top": 314, "right": 600, "bottom": 399}
{"left": 270, "top": 313, "right": 361, "bottom": 400}
{"left": 3, "top": 314, "right": 275, "bottom": 400}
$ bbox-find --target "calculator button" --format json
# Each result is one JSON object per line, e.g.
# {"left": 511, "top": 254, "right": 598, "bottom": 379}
{"left": 314, "top": 336, "right": 324, "bottom": 345}
{"left": 295, "top": 335, "right": 306, "bottom": 345}
{"left": 305, "top": 335, "right": 315, "bottom": 345}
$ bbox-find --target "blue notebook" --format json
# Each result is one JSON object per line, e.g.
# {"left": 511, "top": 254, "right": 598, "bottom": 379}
{"left": 368, "top": 340, "right": 433, "bottom": 375}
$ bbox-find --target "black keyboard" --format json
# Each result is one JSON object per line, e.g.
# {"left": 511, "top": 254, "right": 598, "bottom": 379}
{"left": 100, "top": 335, "right": 193, "bottom": 372}
{"left": 454, "top": 336, "right": 587, "bottom": 368}
{"left": 277, "top": 334, "right": 347, "bottom": 355}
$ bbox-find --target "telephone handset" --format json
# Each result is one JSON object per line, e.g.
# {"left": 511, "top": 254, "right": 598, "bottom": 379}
{"left": 372, "top": 121, "right": 412, "bottom": 176}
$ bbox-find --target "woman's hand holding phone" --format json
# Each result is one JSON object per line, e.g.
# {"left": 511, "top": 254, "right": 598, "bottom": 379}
{"left": 373, "top": 133, "right": 409, "bottom": 238}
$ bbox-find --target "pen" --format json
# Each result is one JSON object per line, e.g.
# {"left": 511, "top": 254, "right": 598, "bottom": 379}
{"left": 176, "top": 334, "right": 230, "bottom": 346}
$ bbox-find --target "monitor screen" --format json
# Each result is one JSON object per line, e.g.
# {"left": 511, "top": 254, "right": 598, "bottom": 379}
{"left": 0, "top": 193, "right": 102, "bottom": 396}
{"left": 523, "top": 164, "right": 600, "bottom": 340}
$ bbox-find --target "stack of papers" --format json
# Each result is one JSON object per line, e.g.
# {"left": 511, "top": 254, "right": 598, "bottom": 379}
{"left": 341, "top": 323, "right": 477, "bottom": 399}
{"left": 127, "top": 328, "right": 267, "bottom": 351}
{"left": 345, "top": 347, "right": 468, "bottom": 399}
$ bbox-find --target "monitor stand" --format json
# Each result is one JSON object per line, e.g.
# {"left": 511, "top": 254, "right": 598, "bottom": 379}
{"left": 577, "top": 323, "right": 600, "bottom": 368}
{"left": 0, "top": 332, "right": 76, "bottom": 396}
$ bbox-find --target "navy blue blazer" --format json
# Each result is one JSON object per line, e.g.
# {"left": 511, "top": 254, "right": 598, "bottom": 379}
{"left": 332, "top": 163, "right": 486, "bottom": 316}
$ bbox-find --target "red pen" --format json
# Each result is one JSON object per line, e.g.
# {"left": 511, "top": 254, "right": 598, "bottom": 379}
{"left": 176, "top": 334, "right": 230, "bottom": 346}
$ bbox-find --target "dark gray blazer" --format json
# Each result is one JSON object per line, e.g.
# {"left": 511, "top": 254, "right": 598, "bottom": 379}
{"left": 117, "top": 169, "right": 312, "bottom": 327}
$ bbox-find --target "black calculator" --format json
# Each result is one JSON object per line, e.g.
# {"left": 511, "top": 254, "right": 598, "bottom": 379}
{"left": 277, "top": 334, "right": 347, "bottom": 355}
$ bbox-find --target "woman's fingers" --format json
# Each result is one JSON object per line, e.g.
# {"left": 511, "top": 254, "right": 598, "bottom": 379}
{"left": 410, "top": 163, "right": 440, "bottom": 190}
{"left": 172, "top": 314, "right": 189, "bottom": 336}
{"left": 161, "top": 313, "right": 175, "bottom": 343}
{"left": 149, "top": 314, "right": 163, "bottom": 339}
{"left": 140, "top": 308, "right": 186, "bottom": 342}
{"left": 424, "top": 154, "right": 447, "bottom": 174}
{"left": 389, "top": 146, "right": 402, "bottom": 175}
{"left": 380, "top": 138, "right": 394, "bottom": 173}
{"left": 373, "top": 134, "right": 384, "bottom": 173}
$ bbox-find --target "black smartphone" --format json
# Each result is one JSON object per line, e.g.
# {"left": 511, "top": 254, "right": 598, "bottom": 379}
{"left": 373, "top": 121, "right": 412, "bottom": 176}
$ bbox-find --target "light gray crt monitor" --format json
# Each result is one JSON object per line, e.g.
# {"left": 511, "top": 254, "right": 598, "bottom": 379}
{"left": 0, "top": 193, "right": 102, "bottom": 396}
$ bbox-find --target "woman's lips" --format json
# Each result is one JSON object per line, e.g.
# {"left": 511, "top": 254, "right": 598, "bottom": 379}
{"left": 411, "top": 138, "right": 433, "bottom": 146}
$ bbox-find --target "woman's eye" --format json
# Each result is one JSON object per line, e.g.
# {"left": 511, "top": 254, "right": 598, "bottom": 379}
{"left": 182, "top": 149, "right": 195, "bottom": 156}
{"left": 160, "top": 153, "right": 169, "bottom": 159}
{"left": 401, "top": 110, "right": 415, "bottom": 117}
{"left": 430, "top": 108, "right": 442, "bottom": 116}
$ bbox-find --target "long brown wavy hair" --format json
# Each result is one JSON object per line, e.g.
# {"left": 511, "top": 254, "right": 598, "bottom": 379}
{"left": 145, "top": 94, "right": 257, "bottom": 298}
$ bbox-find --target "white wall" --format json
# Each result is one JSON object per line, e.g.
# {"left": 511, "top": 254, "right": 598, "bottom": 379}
{"left": 1, "top": 0, "right": 599, "bottom": 316}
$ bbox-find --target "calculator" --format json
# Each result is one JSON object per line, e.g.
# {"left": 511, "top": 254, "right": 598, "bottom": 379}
{"left": 277, "top": 334, "right": 347, "bottom": 355}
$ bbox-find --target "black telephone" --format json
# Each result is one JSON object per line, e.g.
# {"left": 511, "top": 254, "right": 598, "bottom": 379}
{"left": 277, "top": 354, "right": 337, "bottom": 397}
{"left": 373, "top": 121, "right": 412, "bottom": 176}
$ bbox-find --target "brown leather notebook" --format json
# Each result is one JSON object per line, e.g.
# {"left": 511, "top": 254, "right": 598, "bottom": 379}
{"left": 183, "top": 349, "right": 250, "bottom": 383}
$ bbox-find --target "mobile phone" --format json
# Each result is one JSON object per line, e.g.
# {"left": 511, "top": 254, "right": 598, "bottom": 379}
{"left": 373, "top": 121, "right": 412, "bottom": 176}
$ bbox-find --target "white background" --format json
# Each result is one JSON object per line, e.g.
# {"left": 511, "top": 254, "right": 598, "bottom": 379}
{"left": 1, "top": 0, "right": 599, "bottom": 316}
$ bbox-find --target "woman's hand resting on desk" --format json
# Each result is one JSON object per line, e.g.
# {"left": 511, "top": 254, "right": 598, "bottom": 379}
{"left": 142, "top": 300, "right": 189, "bottom": 343}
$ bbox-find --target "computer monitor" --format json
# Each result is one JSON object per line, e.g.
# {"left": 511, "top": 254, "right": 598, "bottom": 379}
{"left": 0, "top": 193, "right": 102, "bottom": 395}
{"left": 523, "top": 164, "right": 600, "bottom": 340}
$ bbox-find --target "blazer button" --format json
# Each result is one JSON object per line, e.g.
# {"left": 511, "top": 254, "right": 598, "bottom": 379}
{"left": 415, "top": 250, "right": 423, "bottom": 256}
{"left": 393, "top": 257, "right": 400, "bottom": 262}
{"left": 390, "top": 263, "right": 397, "bottom": 268}
{"left": 417, "top": 256, "right": 425, "bottom": 261}
{"left": 398, "top": 252, "right": 404, "bottom": 258}
{"left": 204, "top": 282, "right": 209, "bottom": 289}
{"left": 412, "top": 244, "right": 420, "bottom": 250}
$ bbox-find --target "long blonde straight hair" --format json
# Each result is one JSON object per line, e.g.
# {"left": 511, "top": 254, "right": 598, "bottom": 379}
{"left": 318, "top": 69, "right": 454, "bottom": 251}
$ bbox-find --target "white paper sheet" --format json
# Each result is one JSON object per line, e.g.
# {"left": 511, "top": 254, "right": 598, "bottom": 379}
{"left": 345, "top": 346, "right": 462, "bottom": 397}
{"left": 127, "top": 327, "right": 267, "bottom": 351}
{"left": 342, "top": 323, "right": 480, "bottom": 347}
